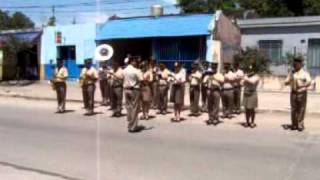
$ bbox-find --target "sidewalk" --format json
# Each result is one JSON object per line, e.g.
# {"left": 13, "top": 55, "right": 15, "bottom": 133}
{"left": 1, "top": 81, "right": 320, "bottom": 115}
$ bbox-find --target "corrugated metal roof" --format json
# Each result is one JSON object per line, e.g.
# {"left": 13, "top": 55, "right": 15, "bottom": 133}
{"left": 238, "top": 16, "right": 320, "bottom": 28}
{"left": 96, "top": 14, "right": 215, "bottom": 40}
{"left": 0, "top": 30, "right": 41, "bottom": 43}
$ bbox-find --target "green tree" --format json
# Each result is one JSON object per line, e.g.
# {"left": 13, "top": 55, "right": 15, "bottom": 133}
{"left": 47, "top": 16, "right": 56, "bottom": 26}
{"left": 0, "top": 10, "right": 11, "bottom": 30}
{"left": 239, "top": 0, "right": 292, "bottom": 17}
{"left": 10, "top": 12, "right": 34, "bottom": 29}
{"left": 234, "top": 47, "right": 270, "bottom": 74}
{"left": 177, "top": 0, "right": 240, "bottom": 13}
{"left": 303, "top": 0, "right": 320, "bottom": 15}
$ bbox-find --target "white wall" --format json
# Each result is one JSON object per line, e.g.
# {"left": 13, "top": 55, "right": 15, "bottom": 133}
{"left": 241, "top": 33, "right": 320, "bottom": 75}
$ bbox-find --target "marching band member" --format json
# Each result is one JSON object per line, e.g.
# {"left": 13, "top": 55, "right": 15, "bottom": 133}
{"left": 140, "top": 61, "right": 153, "bottom": 120}
{"left": 201, "top": 62, "right": 209, "bottom": 112}
{"left": 242, "top": 64, "right": 260, "bottom": 128}
{"left": 51, "top": 59, "right": 68, "bottom": 113}
{"left": 285, "top": 58, "right": 311, "bottom": 132}
{"left": 110, "top": 61, "right": 124, "bottom": 117}
{"left": 170, "top": 62, "right": 186, "bottom": 122}
{"left": 189, "top": 63, "right": 202, "bottom": 116}
{"left": 222, "top": 63, "right": 236, "bottom": 119}
{"left": 98, "top": 62, "right": 109, "bottom": 106}
{"left": 233, "top": 62, "right": 244, "bottom": 114}
{"left": 157, "top": 63, "right": 170, "bottom": 115}
{"left": 206, "top": 63, "right": 224, "bottom": 125}
{"left": 80, "top": 59, "right": 98, "bottom": 115}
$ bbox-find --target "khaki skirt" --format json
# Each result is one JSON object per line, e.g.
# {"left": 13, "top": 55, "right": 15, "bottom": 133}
{"left": 243, "top": 91, "right": 258, "bottom": 109}
{"left": 170, "top": 84, "right": 185, "bottom": 105}
{"left": 141, "top": 84, "right": 152, "bottom": 103}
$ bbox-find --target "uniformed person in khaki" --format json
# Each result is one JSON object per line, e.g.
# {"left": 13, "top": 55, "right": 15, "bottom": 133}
{"left": 189, "top": 64, "right": 202, "bottom": 116}
{"left": 80, "top": 59, "right": 98, "bottom": 115}
{"left": 98, "top": 62, "right": 109, "bottom": 106}
{"left": 157, "top": 63, "right": 170, "bottom": 115}
{"left": 233, "top": 62, "right": 244, "bottom": 114}
{"left": 110, "top": 62, "right": 124, "bottom": 117}
{"left": 285, "top": 58, "right": 311, "bottom": 132}
{"left": 201, "top": 63, "right": 209, "bottom": 112}
{"left": 123, "top": 57, "right": 145, "bottom": 133}
{"left": 150, "top": 59, "right": 159, "bottom": 109}
{"left": 222, "top": 63, "right": 236, "bottom": 119}
{"left": 206, "top": 63, "right": 224, "bottom": 125}
{"left": 51, "top": 59, "right": 68, "bottom": 113}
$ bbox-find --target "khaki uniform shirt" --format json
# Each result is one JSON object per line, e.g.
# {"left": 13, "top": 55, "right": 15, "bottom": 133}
{"left": 285, "top": 69, "right": 311, "bottom": 92}
{"left": 234, "top": 69, "right": 244, "bottom": 87}
{"left": 223, "top": 70, "right": 236, "bottom": 89}
{"left": 80, "top": 67, "right": 98, "bottom": 84}
{"left": 159, "top": 69, "right": 170, "bottom": 85}
{"left": 123, "top": 65, "right": 143, "bottom": 89}
{"left": 143, "top": 69, "right": 154, "bottom": 83}
{"left": 243, "top": 75, "right": 260, "bottom": 91}
{"left": 208, "top": 73, "right": 224, "bottom": 89}
{"left": 172, "top": 69, "right": 186, "bottom": 84}
{"left": 54, "top": 67, "right": 68, "bottom": 82}
{"left": 189, "top": 71, "right": 202, "bottom": 86}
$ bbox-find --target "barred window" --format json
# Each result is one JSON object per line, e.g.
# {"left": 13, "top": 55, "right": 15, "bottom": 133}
{"left": 308, "top": 39, "right": 320, "bottom": 68}
{"left": 259, "top": 40, "right": 283, "bottom": 64}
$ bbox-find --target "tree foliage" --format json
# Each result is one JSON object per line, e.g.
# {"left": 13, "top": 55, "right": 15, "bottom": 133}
{"left": 177, "top": 0, "right": 320, "bottom": 17}
{"left": 0, "top": 10, "right": 34, "bottom": 30}
{"left": 234, "top": 47, "right": 270, "bottom": 74}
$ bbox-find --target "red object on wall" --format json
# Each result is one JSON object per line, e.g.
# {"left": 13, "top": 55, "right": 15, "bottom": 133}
{"left": 55, "top": 31, "right": 62, "bottom": 44}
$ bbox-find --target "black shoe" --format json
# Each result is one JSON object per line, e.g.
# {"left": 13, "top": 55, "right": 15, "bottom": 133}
{"left": 128, "top": 126, "right": 146, "bottom": 133}
{"left": 291, "top": 126, "right": 298, "bottom": 131}
{"left": 297, "top": 127, "right": 305, "bottom": 132}
{"left": 250, "top": 123, "right": 257, "bottom": 128}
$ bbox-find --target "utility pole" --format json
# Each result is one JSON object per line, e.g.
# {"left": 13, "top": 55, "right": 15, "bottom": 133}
{"left": 52, "top": 5, "right": 55, "bottom": 18}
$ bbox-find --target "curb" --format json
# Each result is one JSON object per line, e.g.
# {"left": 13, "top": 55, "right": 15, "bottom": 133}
{"left": 1, "top": 92, "right": 320, "bottom": 116}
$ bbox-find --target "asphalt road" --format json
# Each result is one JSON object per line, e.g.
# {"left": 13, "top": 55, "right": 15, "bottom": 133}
{"left": 0, "top": 96, "right": 320, "bottom": 180}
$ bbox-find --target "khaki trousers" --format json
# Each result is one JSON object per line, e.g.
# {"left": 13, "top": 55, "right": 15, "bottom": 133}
{"left": 111, "top": 86, "right": 123, "bottom": 114}
{"left": 290, "top": 92, "right": 307, "bottom": 129}
{"left": 125, "top": 89, "right": 141, "bottom": 131}
{"left": 158, "top": 85, "right": 169, "bottom": 113}
{"left": 82, "top": 84, "right": 95, "bottom": 111}
{"left": 222, "top": 89, "right": 234, "bottom": 117}
{"left": 190, "top": 85, "right": 200, "bottom": 114}
{"left": 55, "top": 82, "right": 67, "bottom": 111}
{"left": 208, "top": 89, "right": 221, "bottom": 121}
{"left": 233, "top": 86, "right": 242, "bottom": 112}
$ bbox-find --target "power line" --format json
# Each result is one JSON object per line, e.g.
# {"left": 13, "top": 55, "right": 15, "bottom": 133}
{"left": 4, "top": 5, "right": 176, "bottom": 14}
{"left": 0, "top": 0, "right": 163, "bottom": 9}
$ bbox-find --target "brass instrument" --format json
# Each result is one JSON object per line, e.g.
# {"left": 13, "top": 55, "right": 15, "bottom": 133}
{"left": 79, "top": 69, "right": 88, "bottom": 88}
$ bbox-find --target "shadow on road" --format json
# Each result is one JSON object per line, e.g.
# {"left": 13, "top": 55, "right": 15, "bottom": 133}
{"left": 0, "top": 161, "right": 84, "bottom": 180}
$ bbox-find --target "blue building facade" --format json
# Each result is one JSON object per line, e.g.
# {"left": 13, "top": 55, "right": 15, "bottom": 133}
{"left": 40, "top": 12, "right": 239, "bottom": 79}
{"left": 96, "top": 14, "right": 216, "bottom": 71}
{"left": 40, "top": 23, "right": 96, "bottom": 80}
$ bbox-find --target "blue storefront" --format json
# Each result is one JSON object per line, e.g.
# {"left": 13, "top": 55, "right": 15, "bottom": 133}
{"left": 41, "top": 23, "right": 96, "bottom": 80}
{"left": 96, "top": 14, "right": 215, "bottom": 71}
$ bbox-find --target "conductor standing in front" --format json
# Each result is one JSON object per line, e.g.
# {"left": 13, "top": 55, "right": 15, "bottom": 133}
{"left": 285, "top": 57, "right": 311, "bottom": 132}
{"left": 123, "top": 57, "right": 145, "bottom": 133}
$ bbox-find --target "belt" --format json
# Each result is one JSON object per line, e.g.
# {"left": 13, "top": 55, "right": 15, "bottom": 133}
{"left": 222, "top": 88, "right": 233, "bottom": 91}
{"left": 125, "top": 87, "right": 140, "bottom": 90}
{"left": 208, "top": 88, "right": 220, "bottom": 91}
{"left": 292, "top": 91, "right": 307, "bottom": 94}
{"left": 158, "top": 84, "right": 168, "bottom": 87}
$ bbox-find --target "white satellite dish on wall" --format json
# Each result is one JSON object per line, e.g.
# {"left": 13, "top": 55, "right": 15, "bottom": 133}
{"left": 95, "top": 44, "right": 114, "bottom": 62}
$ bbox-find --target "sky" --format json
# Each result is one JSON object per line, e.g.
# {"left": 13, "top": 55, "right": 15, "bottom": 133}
{"left": 0, "top": 0, "right": 179, "bottom": 27}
